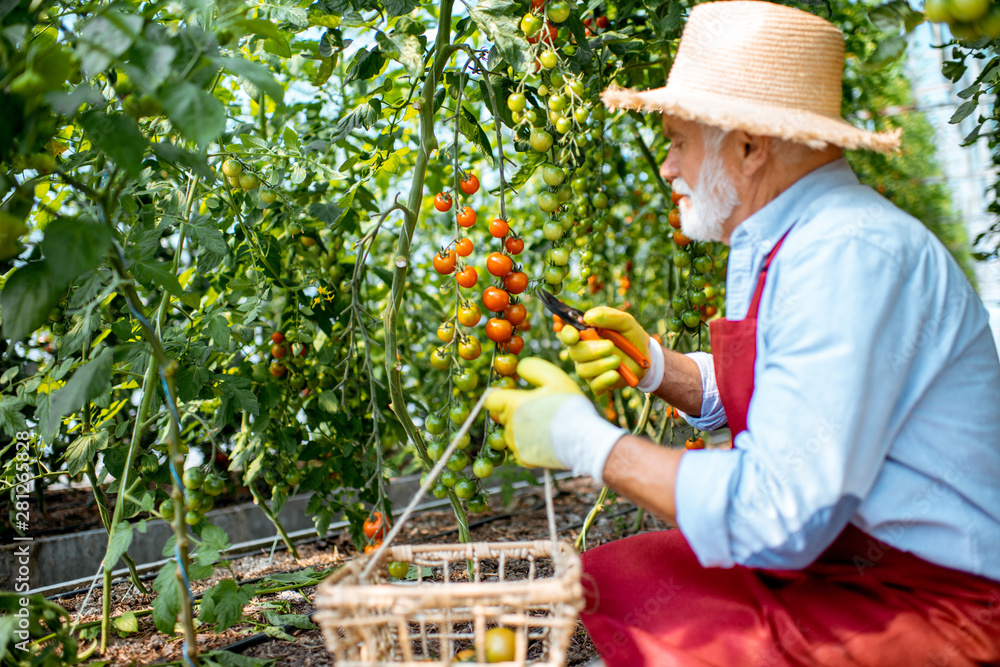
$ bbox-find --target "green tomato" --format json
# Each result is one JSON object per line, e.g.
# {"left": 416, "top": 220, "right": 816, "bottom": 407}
{"left": 671, "top": 294, "right": 687, "bottom": 312}
{"left": 925, "top": 0, "right": 951, "bottom": 21}
{"left": 551, "top": 247, "right": 570, "bottom": 266}
{"left": 682, "top": 310, "right": 703, "bottom": 329}
{"left": 222, "top": 159, "right": 243, "bottom": 177}
{"left": 524, "top": 109, "right": 540, "bottom": 125}
{"left": 427, "top": 440, "right": 446, "bottom": 462}
{"left": 548, "top": 0, "right": 571, "bottom": 22}
{"left": 426, "top": 414, "right": 447, "bottom": 435}
{"left": 543, "top": 220, "right": 564, "bottom": 241}
{"left": 547, "top": 95, "right": 567, "bottom": 112}
{"left": 430, "top": 347, "right": 451, "bottom": 370}
{"left": 454, "top": 477, "right": 476, "bottom": 500}
{"left": 432, "top": 483, "right": 449, "bottom": 499}
{"left": 668, "top": 316, "right": 685, "bottom": 333}
{"left": 568, "top": 79, "right": 585, "bottom": 97}
{"left": 485, "top": 446, "right": 507, "bottom": 466}
{"left": 976, "top": 4, "right": 1000, "bottom": 34}
{"left": 542, "top": 165, "right": 566, "bottom": 186}
{"left": 530, "top": 129, "right": 554, "bottom": 153}
{"left": 507, "top": 92, "right": 527, "bottom": 112}
{"left": 520, "top": 12, "right": 543, "bottom": 36}
{"left": 540, "top": 50, "right": 558, "bottom": 69}
{"left": 182, "top": 468, "right": 205, "bottom": 490}
{"left": 473, "top": 458, "right": 494, "bottom": 479}
{"left": 557, "top": 185, "right": 572, "bottom": 203}
{"left": 555, "top": 117, "right": 572, "bottom": 134}
{"left": 185, "top": 510, "right": 201, "bottom": 526}
{"left": 450, "top": 403, "right": 471, "bottom": 424}
{"left": 487, "top": 431, "right": 507, "bottom": 450}
{"left": 672, "top": 251, "right": 692, "bottom": 268}
{"left": 948, "top": 0, "right": 988, "bottom": 22}
{"left": 203, "top": 475, "right": 226, "bottom": 496}
{"left": 388, "top": 561, "right": 410, "bottom": 579}
{"left": 549, "top": 72, "right": 566, "bottom": 88}
{"left": 159, "top": 499, "right": 175, "bottom": 521}
{"left": 467, "top": 494, "right": 488, "bottom": 514}
{"left": 690, "top": 290, "right": 708, "bottom": 306}
{"left": 538, "top": 192, "right": 561, "bottom": 214}
{"left": 544, "top": 265, "right": 564, "bottom": 285}
{"left": 454, "top": 369, "right": 479, "bottom": 391}
{"left": 260, "top": 190, "right": 278, "bottom": 205}
{"left": 447, "top": 450, "right": 470, "bottom": 472}
{"left": 455, "top": 432, "right": 472, "bottom": 450}
{"left": 571, "top": 177, "right": 588, "bottom": 195}
{"left": 591, "top": 192, "right": 609, "bottom": 209}
{"left": 440, "top": 469, "right": 459, "bottom": 488}
{"left": 574, "top": 107, "right": 590, "bottom": 124}
{"left": 693, "top": 256, "right": 714, "bottom": 274}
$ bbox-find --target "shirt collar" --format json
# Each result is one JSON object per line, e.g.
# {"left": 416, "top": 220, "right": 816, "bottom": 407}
{"left": 729, "top": 158, "right": 859, "bottom": 252}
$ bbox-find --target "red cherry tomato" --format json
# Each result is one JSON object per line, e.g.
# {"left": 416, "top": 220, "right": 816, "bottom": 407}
{"left": 271, "top": 343, "right": 287, "bottom": 358}
{"left": 434, "top": 192, "right": 453, "bottom": 212}
{"left": 456, "top": 266, "right": 479, "bottom": 288}
{"left": 493, "top": 353, "right": 519, "bottom": 376}
{"left": 460, "top": 173, "right": 480, "bottom": 195}
{"left": 364, "top": 511, "right": 387, "bottom": 540}
{"left": 503, "top": 303, "right": 527, "bottom": 326}
{"left": 458, "top": 301, "right": 482, "bottom": 327}
{"left": 485, "top": 318, "right": 514, "bottom": 343}
{"left": 504, "top": 271, "right": 529, "bottom": 295}
{"left": 457, "top": 206, "right": 477, "bottom": 228}
{"left": 482, "top": 286, "right": 510, "bottom": 313}
{"left": 433, "top": 249, "right": 458, "bottom": 275}
{"left": 486, "top": 252, "right": 513, "bottom": 278}
{"left": 455, "top": 238, "right": 474, "bottom": 257}
{"left": 271, "top": 332, "right": 285, "bottom": 344}
{"left": 500, "top": 334, "right": 525, "bottom": 355}
{"left": 489, "top": 218, "right": 510, "bottom": 238}
{"left": 505, "top": 237, "right": 524, "bottom": 255}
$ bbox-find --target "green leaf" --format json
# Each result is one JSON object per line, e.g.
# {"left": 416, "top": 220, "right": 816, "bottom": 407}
{"left": 0, "top": 261, "right": 63, "bottom": 343}
{"left": 950, "top": 99, "right": 977, "bottom": 124}
{"left": 345, "top": 47, "right": 385, "bottom": 82}
{"left": 198, "top": 579, "right": 254, "bottom": 632}
{"left": 65, "top": 430, "right": 108, "bottom": 476}
{"left": 113, "top": 611, "right": 139, "bottom": 634}
{"left": 282, "top": 126, "right": 300, "bottom": 151}
{"left": 458, "top": 106, "right": 494, "bottom": 166}
{"left": 236, "top": 18, "right": 288, "bottom": 44}
{"left": 77, "top": 11, "right": 143, "bottom": 77}
{"left": 467, "top": 0, "right": 530, "bottom": 71}
{"left": 80, "top": 112, "right": 147, "bottom": 177}
{"left": 45, "top": 84, "right": 106, "bottom": 116}
{"left": 318, "top": 391, "right": 339, "bottom": 413}
{"left": 860, "top": 35, "right": 907, "bottom": 71}
{"left": 262, "top": 625, "right": 295, "bottom": 641}
{"left": 160, "top": 81, "right": 226, "bottom": 147}
{"left": 196, "top": 524, "right": 231, "bottom": 566}
{"left": 312, "top": 56, "right": 336, "bottom": 87}
{"left": 375, "top": 30, "right": 424, "bottom": 79}
{"left": 44, "top": 347, "right": 113, "bottom": 441}
{"left": 263, "top": 37, "right": 292, "bottom": 59}
{"left": 152, "top": 562, "right": 181, "bottom": 635}
{"left": 40, "top": 217, "right": 113, "bottom": 284}
{"left": 151, "top": 141, "right": 215, "bottom": 179}
{"left": 307, "top": 202, "right": 345, "bottom": 225}
{"left": 207, "top": 316, "right": 230, "bottom": 350}
{"left": 202, "top": 651, "right": 275, "bottom": 667}
{"left": 105, "top": 521, "right": 133, "bottom": 568}
{"left": 210, "top": 56, "right": 284, "bottom": 103}
{"left": 383, "top": 0, "right": 419, "bottom": 18}
{"left": 131, "top": 258, "right": 184, "bottom": 297}
{"left": 493, "top": 150, "right": 545, "bottom": 194}
{"left": 0, "top": 396, "right": 28, "bottom": 439}
{"left": 262, "top": 612, "right": 316, "bottom": 630}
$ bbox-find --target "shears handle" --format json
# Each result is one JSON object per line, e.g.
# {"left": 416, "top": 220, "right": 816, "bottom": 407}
{"left": 579, "top": 328, "right": 641, "bottom": 388}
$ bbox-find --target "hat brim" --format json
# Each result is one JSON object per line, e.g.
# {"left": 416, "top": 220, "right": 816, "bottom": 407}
{"left": 602, "top": 85, "right": 901, "bottom": 154}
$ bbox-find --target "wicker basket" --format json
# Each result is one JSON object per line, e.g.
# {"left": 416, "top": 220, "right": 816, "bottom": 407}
{"left": 315, "top": 394, "right": 583, "bottom": 666}
{"left": 314, "top": 539, "right": 583, "bottom": 666}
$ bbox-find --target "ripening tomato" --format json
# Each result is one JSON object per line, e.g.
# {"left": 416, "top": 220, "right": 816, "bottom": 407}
{"left": 486, "top": 318, "right": 514, "bottom": 343}
{"left": 434, "top": 249, "right": 458, "bottom": 275}
{"left": 671, "top": 191, "right": 684, "bottom": 205}
{"left": 430, "top": 347, "right": 451, "bottom": 370}
{"left": 668, "top": 208, "right": 682, "bottom": 229}
{"left": 455, "top": 237, "right": 473, "bottom": 257}
{"left": 503, "top": 302, "right": 527, "bottom": 326}
{"left": 458, "top": 301, "right": 482, "bottom": 327}
{"left": 489, "top": 218, "right": 510, "bottom": 238}
{"left": 505, "top": 237, "right": 524, "bottom": 255}
{"left": 460, "top": 173, "right": 480, "bottom": 195}
{"left": 596, "top": 14, "right": 610, "bottom": 28}
{"left": 434, "top": 192, "right": 453, "bottom": 212}
{"left": 458, "top": 335, "right": 482, "bottom": 361}
{"left": 486, "top": 252, "right": 514, "bottom": 278}
{"left": 457, "top": 206, "right": 477, "bottom": 228}
{"left": 437, "top": 321, "right": 456, "bottom": 343}
{"left": 494, "top": 353, "right": 518, "bottom": 375}
{"left": 685, "top": 437, "right": 706, "bottom": 450}
{"left": 504, "top": 271, "right": 529, "bottom": 295}
{"left": 454, "top": 368, "right": 479, "bottom": 391}
{"left": 482, "top": 287, "right": 510, "bottom": 313}
{"left": 456, "top": 266, "right": 479, "bottom": 288}
{"left": 364, "top": 540, "right": 383, "bottom": 554}
{"left": 271, "top": 343, "right": 287, "bottom": 358}
{"left": 271, "top": 332, "right": 285, "bottom": 344}
{"left": 364, "top": 511, "right": 387, "bottom": 540}
{"left": 673, "top": 231, "right": 691, "bottom": 247}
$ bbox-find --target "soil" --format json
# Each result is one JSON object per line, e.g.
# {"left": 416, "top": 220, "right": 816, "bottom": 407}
{"left": 51, "top": 476, "right": 675, "bottom": 666}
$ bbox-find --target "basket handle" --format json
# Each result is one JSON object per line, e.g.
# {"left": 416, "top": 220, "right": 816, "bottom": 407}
{"left": 361, "top": 390, "right": 561, "bottom": 580}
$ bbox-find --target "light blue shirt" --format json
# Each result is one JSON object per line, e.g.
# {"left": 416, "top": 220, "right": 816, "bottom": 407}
{"left": 675, "top": 159, "right": 1000, "bottom": 580}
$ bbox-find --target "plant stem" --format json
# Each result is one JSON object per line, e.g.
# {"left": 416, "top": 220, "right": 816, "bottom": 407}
{"left": 249, "top": 484, "right": 301, "bottom": 560}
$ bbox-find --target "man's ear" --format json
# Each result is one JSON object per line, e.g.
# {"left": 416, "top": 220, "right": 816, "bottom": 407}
{"left": 731, "top": 131, "right": 771, "bottom": 177}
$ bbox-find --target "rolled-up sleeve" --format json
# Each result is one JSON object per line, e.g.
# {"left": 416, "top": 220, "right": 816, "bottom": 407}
{"left": 674, "top": 236, "right": 909, "bottom": 570}
{"left": 679, "top": 352, "right": 728, "bottom": 431}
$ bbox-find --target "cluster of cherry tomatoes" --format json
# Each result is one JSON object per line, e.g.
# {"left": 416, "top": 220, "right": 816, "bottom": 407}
{"left": 664, "top": 193, "right": 727, "bottom": 333}
{"left": 158, "top": 466, "right": 229, "bottom": 527}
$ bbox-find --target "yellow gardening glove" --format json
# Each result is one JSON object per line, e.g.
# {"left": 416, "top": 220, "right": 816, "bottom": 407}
{"left": 567, "top": 307, "right": 652, "bottom": 395}
{"left": 484, "top": 358, "right": 627, "bottom": 482}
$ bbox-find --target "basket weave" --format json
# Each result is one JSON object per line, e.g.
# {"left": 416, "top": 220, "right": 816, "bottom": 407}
{"left": 314, "top": 539, "right": 583, "bottom": 666}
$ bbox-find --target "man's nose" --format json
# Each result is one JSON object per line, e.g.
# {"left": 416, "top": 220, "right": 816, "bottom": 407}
{"left": 659, "top": 158, "right": 677, "bottom": 182}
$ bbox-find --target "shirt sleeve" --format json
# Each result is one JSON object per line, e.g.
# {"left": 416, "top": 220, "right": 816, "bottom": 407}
{"left": 675, "top": 235, "right": 912, "bottom": 569}
{"left": 678, "top": 352, "right": 728, "bottom": 431}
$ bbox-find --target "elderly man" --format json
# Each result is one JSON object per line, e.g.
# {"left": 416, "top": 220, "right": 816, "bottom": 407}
{"left": 485, "top": 1, "right": 1000, "bottom": 665}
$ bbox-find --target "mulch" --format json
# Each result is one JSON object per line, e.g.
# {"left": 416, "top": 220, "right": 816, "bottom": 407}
{"left": 52, "top": 476, "right": 673, "bottom": 666}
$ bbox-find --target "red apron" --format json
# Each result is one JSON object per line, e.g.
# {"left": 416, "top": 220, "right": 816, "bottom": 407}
{"left": 579, "top": 239, "right": 1000, "bottom": 666}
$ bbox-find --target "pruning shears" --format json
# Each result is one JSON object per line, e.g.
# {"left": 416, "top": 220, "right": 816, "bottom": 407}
{"left": 535, "top": 288, "right": 651, "bottom": 388}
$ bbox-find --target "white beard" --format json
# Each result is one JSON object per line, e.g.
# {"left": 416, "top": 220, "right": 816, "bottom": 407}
{"left": 672, "top": 150, "right": 740, "bottom": 243}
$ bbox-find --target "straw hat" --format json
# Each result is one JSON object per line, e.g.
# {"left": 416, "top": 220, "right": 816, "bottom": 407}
{"left": 601, "top": 0, "right": 901, "bottom": 153}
